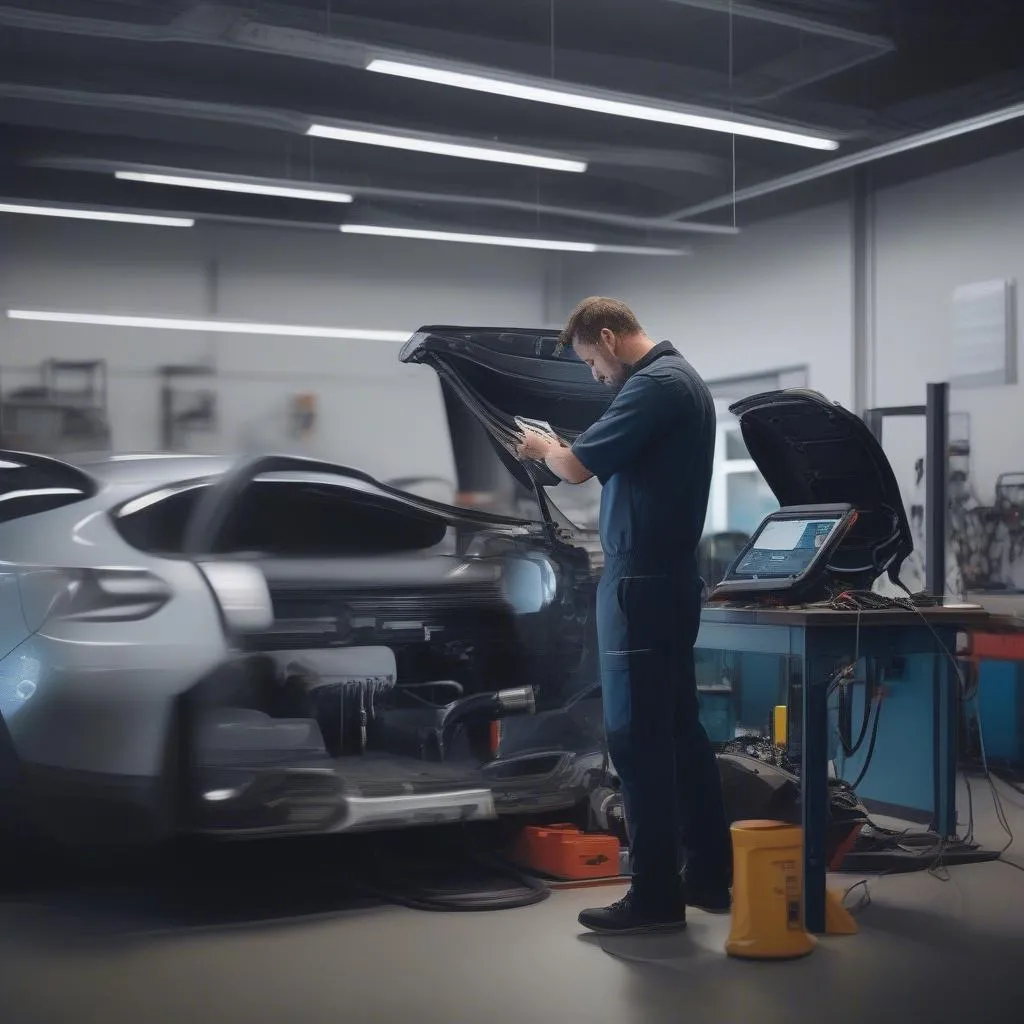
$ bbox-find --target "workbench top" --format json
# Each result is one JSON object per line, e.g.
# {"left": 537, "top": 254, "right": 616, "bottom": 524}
{"left": 700, "top": 603, "right": 993, "bottom": 629}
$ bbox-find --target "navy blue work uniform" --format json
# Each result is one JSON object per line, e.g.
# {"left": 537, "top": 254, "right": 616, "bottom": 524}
{"left": 572, "top": 341, "right": 731, "bottom": 902}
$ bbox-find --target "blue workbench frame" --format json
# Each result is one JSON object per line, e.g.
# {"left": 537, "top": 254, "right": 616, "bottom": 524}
{"left": 697, "top": 605, "right": 989, "bottom": 934}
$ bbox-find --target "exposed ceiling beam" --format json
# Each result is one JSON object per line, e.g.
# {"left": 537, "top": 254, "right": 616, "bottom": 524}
{"left": 30, "top": 157, "right": 739, "bottom": 235}
{"left": 0, "top": 82, "right": 582, "bottom": 168}
{"left": 664, "top": 0, "right": 893, "bottom": 49}
{"left": 0, "top": 3, "right": 856, "bottom": 138}
{"left": 666, "top": 97, "right": 1024, "bottom": 218}
{"left": 2, "top": 83, "right": 742, "bottom": 229}
{"left": 662, "top": 0, "right": 894, "bottom": 105}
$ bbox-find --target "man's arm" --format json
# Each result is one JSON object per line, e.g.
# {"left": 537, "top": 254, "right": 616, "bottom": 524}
{"left": 516, "top": 428, "right": 593, "bottom": 483}
{"left": 570, "top": 374, "right": 677, "bottom": 484}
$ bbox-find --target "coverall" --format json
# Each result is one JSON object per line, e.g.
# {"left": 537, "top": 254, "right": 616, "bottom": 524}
{"left": 572, "top": 342, "right": 732, "bottom": 903}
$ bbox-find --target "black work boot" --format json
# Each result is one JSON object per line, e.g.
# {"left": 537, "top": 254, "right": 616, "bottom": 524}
{"left": 682, "top": 872, "right": 732, "bottom": 915}
{"left": 578, "top": 888, "right": 687, "bottom": 935}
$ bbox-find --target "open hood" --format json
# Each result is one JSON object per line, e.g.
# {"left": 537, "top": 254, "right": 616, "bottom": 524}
{"left": 401, "top": 326, "right": 611, "bottom": 488}
{"left": 730, "top": 389, "right": 914, "bottom": 586}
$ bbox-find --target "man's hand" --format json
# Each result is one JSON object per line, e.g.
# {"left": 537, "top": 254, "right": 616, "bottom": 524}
{"left": 515, "top": 426, "right": 558, "bottom": 462}
{"left": 515, "top": 426, "right": 593, "bottom": 485}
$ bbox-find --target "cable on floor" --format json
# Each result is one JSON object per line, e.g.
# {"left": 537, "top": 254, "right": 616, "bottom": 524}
{"left": 354, "top": 856, "right": 550, "bottom": 912}
{"left": 347, "top": 830, "right": 550, "bottom": 912}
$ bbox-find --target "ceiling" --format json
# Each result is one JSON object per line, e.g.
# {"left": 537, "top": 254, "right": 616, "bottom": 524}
{"left": 2, "top": 0, "right": 1023, "bottom": 250}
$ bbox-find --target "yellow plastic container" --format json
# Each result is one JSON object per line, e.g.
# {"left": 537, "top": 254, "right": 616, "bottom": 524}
{"left": 773, "top": 705, "right": 788, "bottom": 747}
{"left": 725, "top": 819, "right": 816, "bottom": 960}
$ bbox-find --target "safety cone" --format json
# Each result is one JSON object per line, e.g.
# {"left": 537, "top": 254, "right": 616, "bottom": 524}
{"left": 725, "top": 820, "right": 816, "bottom": 960}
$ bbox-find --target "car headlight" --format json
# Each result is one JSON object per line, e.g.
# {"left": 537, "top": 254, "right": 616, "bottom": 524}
{"left": 500, "top": 554, "right": 557, "bottom": 614}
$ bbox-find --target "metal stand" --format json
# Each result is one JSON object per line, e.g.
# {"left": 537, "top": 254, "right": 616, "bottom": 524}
{"left": 158, "top": 364, "right": 217, "bottom": 450}
{"left": 863, "top": 381, "right": 950, "bottom": 598}
{"left": 925, "top": 383, "right": 949, "bottom": 598}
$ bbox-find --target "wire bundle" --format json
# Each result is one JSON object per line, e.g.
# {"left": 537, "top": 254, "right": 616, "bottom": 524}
{"left": 836, "top": 592, "right": 1024, "bottom": 908}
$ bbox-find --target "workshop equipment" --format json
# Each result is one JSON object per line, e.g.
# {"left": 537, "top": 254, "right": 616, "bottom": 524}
{"left": 725, "top": 820, "right": 815, "bottom": 960}
{"left": 773, "top": 704, "right": 788, "bottom": 746}
{"left": 697, "top": 682, "right": 735, "bottom": 743}
{"left": 158, "top": 363, "right": 217, "bottom": 450}
{"left": 965, "top": 628, "right": 1024, "bottom": 765}
{"left": 0, "top": 358, "right": 111, "bottom": 454}
{"left": 699, "top": 603, "right": 989, "bottom": 931}
{"left": 697, "top": 387, "right": 991, "bottom": 930}
{"left": 863, "top": 382, "right": 951, "bottom": 598}
{"left": 512, "top": 824, "right": 621, "bottom": 881}
{"left": 709, "top": 390, "right": 914, "bottom": 606}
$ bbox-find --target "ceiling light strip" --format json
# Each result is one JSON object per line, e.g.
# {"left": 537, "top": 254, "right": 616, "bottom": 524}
{"left": 0, "top": 202, "right": 194, "bottom": 227}
{"left": 342, "top": 224, "right": 595, "bottom": 251}
{"left": 306, "top": 124, "right": 587, "bottom": 173}
{"left": 115, "top": 171, "right": 353, "bottom": 203}
{"left": 6, "top": 310, "right": 410, "bottom": 342}
{"left": 366, "top": 59, "right": 838, "bottom": 152}
{"left": 340, "top": 224, "right": 686, "bottom": 256}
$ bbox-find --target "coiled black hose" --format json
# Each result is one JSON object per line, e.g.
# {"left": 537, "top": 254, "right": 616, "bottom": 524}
{"left": 353, "top": 847, "right": 550, "bottom": 911}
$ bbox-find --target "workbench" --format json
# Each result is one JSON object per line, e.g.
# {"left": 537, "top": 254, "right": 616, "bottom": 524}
{"left": 965, "top": 623, "right": 1024, "bottom": 765}
{"left": 696, "top": 603, "right": 991, "bottom": 934}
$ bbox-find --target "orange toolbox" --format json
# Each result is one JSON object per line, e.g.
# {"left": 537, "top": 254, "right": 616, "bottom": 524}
{"left": 512, "top": 824, "right": 621, "bottom": 880}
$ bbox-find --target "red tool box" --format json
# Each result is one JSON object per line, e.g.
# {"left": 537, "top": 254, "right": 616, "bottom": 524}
{"left": 512, "top": 824, "right": 621, "bottom": 881}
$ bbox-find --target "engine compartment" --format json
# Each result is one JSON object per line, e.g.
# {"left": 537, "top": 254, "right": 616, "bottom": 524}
{"left": 192, "top": 640, "right": 546, "bottom": 771}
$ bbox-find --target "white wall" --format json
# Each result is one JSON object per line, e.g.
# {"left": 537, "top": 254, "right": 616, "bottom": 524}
{"left": 555, "top": 201, "right": 855, "bottom": 407}
{"left": 873, "top": 147, "right": 1024, "bottom": 498}
{"left": 554, "top": 147, "right": 1024, "bottom": 504}
{"left": 0, "top": 218, "right": 549, "bottom": 482}
{"left": 6, "top": 146, "right": 1022, "bottom": 501}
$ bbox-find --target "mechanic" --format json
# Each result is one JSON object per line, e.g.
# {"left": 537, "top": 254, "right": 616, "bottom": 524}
{"left": 516, "top": 296, "right": 732, "bottom": 935}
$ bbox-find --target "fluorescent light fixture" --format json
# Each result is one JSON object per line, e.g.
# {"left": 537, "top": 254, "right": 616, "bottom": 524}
{"left": 6, "top": 310, "right": 410, "bottom": 342}
{"left": 306, "top": 124, "right": 587, "bottom": 173}
{"left": 0, "top": 202, "right": 194, "bottom": 227}
{"left": 115, "top": 171, "right": 354, "bottom": 204}
{"left": 343, "top": 223, "right": 595, "bottom": 252}
{"left": 340, "top": 224, "right": 686, "bottom": 256}
{"left": 367, "top": 59, "right": 839, "bottom": 152}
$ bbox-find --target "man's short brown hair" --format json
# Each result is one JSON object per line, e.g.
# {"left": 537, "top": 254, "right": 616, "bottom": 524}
{"left": 559, "top": 296, "right": 643, "bottom": 351}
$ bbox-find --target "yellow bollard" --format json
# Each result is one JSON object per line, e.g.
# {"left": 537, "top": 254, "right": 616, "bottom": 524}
{"left": 725, "top": 820, "right": 816, "bottom": 960}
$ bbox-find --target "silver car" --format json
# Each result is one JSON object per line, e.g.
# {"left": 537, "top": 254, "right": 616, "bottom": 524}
{"left": 1, "top": 326, "right": 613, "bottom": 849}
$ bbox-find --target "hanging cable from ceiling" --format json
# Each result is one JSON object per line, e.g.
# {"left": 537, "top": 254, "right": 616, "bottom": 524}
{"left": 729, "top": 0, "right": 737, "bottom": 229}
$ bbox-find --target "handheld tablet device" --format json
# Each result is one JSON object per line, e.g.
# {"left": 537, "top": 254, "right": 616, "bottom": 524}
{"left": 514, "top": 416, "right": 560, "bottom": 442}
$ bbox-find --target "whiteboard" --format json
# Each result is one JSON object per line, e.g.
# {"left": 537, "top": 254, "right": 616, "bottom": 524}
{"left": 950, "top": 279, "right": 1016, "bottom": 387}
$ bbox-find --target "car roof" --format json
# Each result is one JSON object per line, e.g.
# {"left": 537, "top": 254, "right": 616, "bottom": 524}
{"left": 69, "top": 453, "right": 401, "bottom": 498}
{"left": 70, "top": 452, "right": 233, "bottom": 487}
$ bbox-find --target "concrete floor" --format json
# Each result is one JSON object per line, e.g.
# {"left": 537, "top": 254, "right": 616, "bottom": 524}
{"left": 2, "top": 775, "right": 1023, "bottom": 1024}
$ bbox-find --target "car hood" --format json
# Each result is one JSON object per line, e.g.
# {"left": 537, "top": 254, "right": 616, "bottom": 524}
{"left": 400, "top": 326, "right": 612, "bottom": 488}
{"left": 730, "top": 389, "right": 914, "bottom": 584}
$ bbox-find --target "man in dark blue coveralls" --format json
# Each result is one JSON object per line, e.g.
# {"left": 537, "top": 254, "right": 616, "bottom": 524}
{"left": 516, "top": 297, "right": 731, "bottom": 934}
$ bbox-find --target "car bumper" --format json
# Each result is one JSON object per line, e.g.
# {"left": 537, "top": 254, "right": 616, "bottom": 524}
{"left": 188, "top": 746, "right": 597, "bottom": 840}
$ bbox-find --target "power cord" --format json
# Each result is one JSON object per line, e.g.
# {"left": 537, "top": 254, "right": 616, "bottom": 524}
{"left": 849, "top": 697, "right": 884, "bottom": 792}
{"left": 350, "top": 828, "right": 550, "bottom": 912}
{"left": 827, "top": 585, "right": 1021, "bottom": 900}
{"left": 890, "top": 598, "right": 1019, "bottom": 874}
